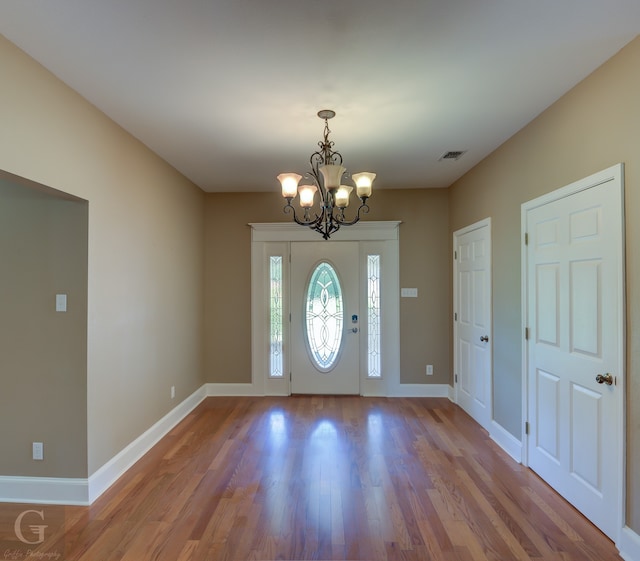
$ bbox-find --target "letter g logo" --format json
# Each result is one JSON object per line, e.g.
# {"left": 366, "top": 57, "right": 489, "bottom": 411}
{"left": 14, "top": 510, "right": 48, "bottom": 545}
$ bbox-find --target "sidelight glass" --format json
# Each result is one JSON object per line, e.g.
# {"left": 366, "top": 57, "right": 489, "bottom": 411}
{"left": 269, "top": 256, "right": 283, "bottom": 377}
{"left": 367, "top": 254, "right": 381, "bottom": 377}
{"left": 305, "top": 262, "right": 344, "bottom": 370}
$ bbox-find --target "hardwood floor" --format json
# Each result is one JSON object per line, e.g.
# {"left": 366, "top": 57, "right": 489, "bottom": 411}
{"left": 4, "top": 397, "right": 622, "bottom": 560}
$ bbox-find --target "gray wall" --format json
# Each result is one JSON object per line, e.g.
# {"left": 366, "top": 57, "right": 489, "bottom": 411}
{"left": 0, "top": 178, "right": 88, "bottom": 477}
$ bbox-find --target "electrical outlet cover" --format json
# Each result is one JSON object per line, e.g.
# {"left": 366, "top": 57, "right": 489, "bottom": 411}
{"left": 32, "top": 442, "right": 44, "bottom": 460}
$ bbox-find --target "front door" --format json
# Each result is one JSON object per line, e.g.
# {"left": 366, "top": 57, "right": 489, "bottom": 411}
{"left": 290, "top": 241, "right": 360, "bottom": 394}
{"left": 454, "top": 219, "right": 492, "bottom": 431}
{"left": 524, "top": 165, "right": 624, "bottom": 540}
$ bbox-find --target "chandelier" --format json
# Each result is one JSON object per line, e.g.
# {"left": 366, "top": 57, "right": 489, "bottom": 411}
{"left": 277, "top": 109, "right": 376, "bottom": 240}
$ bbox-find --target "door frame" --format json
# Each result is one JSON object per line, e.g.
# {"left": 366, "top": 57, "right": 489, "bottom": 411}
{"left": 520, "top": 163, "right": 625, "bottom": 538}
{"left": 453, "top": 217, "right": 492, "bottom": 431}
{"left": 250, "top": 221, "right": 401, "bottom": 397}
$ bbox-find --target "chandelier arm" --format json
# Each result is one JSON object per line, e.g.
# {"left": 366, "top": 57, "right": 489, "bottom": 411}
{"left": 308, "top": 164, "right": 322, "bottom": 189}
{"left": 283, "top": 201, "right": 322, "bottom": 227}
{"left": 332, "top": 199, "right": 371, "bottom": 227}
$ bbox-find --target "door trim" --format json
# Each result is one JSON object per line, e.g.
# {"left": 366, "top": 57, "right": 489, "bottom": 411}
{"left": 250, "top": 221, "right": 401, "bottom": 397}
{"left": 521, "top": 163, "right": 625, "bottom": 540}
{"left": 453, "top": 217, "right": 492, "bottom": 431}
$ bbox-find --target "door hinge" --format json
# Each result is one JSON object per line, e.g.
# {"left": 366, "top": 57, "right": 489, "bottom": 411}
{"left": 454, "top": 373, "right": 458, "bottom": 383}
{"left": 454, "top": 250, "right": 458, "bottom": 260}
{"left": 454, "top": 312, "right": 458, "bottom": 321}
{"left": 524, "top": 232, "right": 529, "bottom": 245}
{"left": 525, "top": 327, "right": 529, "bottom": 340}
{"left": 525, "top": 421, "right": 530, "bottom": 435}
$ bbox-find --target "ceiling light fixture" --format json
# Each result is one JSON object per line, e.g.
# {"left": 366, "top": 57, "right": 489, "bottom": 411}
{"left": 278, "top": 110, "right": 376, "bottom": 240}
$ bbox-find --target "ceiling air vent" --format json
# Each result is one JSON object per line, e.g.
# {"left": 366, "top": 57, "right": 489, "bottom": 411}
{"left": 439, "top": 150, "right": 467, "bottom": 161}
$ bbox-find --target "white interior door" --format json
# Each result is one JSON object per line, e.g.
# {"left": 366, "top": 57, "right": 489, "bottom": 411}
{"left": 454, "top": 219, "right": 492, "bottom": 431}
{"left": 290, "top": 241, "right": 360, "bottom": 394}
{"left": 524, "top": 165, "right": 624, "bottom": 540}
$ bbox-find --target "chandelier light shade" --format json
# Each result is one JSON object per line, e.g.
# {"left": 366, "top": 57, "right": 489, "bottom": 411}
{"left": 277, "top": 173, "right": 302, "bottom": 199}
{"left": 299, "top": 184, "right": 317, "bottom": 208}
{"left": 278, "top": 110, "right": 376, "bottom": 240}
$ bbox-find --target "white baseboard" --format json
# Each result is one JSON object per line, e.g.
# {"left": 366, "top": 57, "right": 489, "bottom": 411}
{"left": 0, "top": 476, "right": 89, "bottom": 505}
{"left": 619, "top": 526, "right": 640, "bottom": 561}
{"left": 389, "top": 383, "right": 453, "bottom": 398}
{"left": 87, "top": 384, "right": 207, "bottom": 504}
{"left": 447, "top": 384, "right": 455, "bottom": 401}
{"left": 206, "top": 382, "right": 260, "bottom": 396}
{"left": 204, "top": 382, "right": 457, "bottom": 399}
{"left": 489, "top": 420, "right": 523, "bottom": 463}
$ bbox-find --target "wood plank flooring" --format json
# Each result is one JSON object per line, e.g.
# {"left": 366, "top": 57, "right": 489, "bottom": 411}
{"left": 3, "top": 397, "right": 623, "bottom": 560}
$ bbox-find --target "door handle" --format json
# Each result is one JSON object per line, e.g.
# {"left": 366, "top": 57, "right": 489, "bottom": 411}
{"left": 595, "top": 373, "right": 613, "bottom": 386}
{"left": 350, "top": 327, "right": 359, "bottom": 333}
{"left": 480, "top": 335, "right": 489, "bottom": 342}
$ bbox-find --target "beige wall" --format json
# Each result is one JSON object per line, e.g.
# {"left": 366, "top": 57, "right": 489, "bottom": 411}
{"left": 449, "top": 36, "right": 640, "bottom": 529}
{"left": 0, "top": 178, "right": 88, "bottom": 477}
{"left": 0, "top": 35, "right": 205, "bottom": 476}
{"left": 204, "top": 189, "right": 451, "bottom": 386}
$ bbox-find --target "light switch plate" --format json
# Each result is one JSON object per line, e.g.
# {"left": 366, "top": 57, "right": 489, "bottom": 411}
{"left": 56, "top": 294, "right": 67, "bottom": 312}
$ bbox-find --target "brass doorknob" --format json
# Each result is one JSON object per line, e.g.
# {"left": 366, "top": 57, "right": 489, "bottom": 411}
{"left": 480, "top": 335, "right": 489, "bottom": 342}
{"left": 595, "top": 373, "right": 613, "bottom": 386}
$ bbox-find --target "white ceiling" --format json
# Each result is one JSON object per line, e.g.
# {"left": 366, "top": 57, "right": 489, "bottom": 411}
{"left": 1, "top": 1, "right": 639, "bottom": 193}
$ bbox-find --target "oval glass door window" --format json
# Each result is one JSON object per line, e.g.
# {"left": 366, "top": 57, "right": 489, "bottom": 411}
{"left": 305, "top": 262, "right": 344, "bottom": 371}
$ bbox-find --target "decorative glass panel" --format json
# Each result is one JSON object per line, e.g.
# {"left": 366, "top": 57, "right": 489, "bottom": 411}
{"left": 269, "top": 256, "right": 283, "bottom": 377}
{"left": 305, "top": 262, "right": 343, "bottom": 370}
{"left": 367, "top": 255, "right": 381, "bottom": 377}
